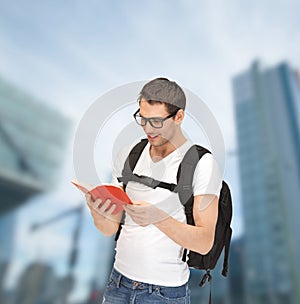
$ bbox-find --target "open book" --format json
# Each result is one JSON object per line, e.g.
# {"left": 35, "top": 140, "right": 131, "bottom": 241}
{"left": 71, "top": 179, "right": 133, "bottom": 215}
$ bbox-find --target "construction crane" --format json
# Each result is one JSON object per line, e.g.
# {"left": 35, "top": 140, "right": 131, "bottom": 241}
{"left": 31, "top": 203, "right": 84, "bottom": 304}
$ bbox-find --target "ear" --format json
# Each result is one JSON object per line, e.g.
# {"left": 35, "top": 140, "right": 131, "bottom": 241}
{"left": 174, "top": 109, "right": 184, "bottom": 125}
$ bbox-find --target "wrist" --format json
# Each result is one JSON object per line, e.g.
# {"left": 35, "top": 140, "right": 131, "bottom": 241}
{"left": 153, "top": 210, "right": 171, "bottom": 225}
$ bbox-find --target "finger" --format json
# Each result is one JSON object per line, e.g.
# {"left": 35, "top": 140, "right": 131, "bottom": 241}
{"left": 124, "top": 204, "right": 136, "bottom": 211}
{"left": 123, "top": 205, "right": 130, "bottom": 212}
{"left": 88, "top": 205, "right": 105, "bottom": 220}
{"left": 85, "top": 193, "right": 93, "bottom": 205}
{"left": 132, "top": 201, "right": 144, "bottom": 206}
{"left": 91, "top": 198, "right": 102, "bottom": 209}
{"left": 106, "top": 204, "right": 117, "bottom": 216}
{"left": 86, "top": 197, "right": 95, "bottom": 211}
{"left": 98, "top": 199, "right": 112, "bottom": 213}
{"left": 124, "top": 205, "right": 136, "bottom": 215}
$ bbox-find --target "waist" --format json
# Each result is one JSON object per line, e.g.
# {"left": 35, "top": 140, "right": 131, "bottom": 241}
{"left": 109, "top": 268, "right": 188, "bottom": 291}
{"left": 114, "top": 226, "right": 189, "bottom": 286}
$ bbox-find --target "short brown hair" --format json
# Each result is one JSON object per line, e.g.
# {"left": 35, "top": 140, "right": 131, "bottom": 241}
{"left": 138, "top": 77, "right": 186, "bottom": 114}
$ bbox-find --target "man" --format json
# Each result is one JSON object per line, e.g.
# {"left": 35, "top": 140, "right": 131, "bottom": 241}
{"left": 86, "top": 78, "right": 222, "bottom": 303}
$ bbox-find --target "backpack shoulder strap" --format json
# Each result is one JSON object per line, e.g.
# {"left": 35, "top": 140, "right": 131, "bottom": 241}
{"left": 177, "top": 145, "right": 211, "bottom": 211}
{"left": 178, "top": 145, "right": 210, "bottom": 262}
{"left": 219, "top": 181, "right": 233, "bottom": 277}
{"left": 118, "top": 139, "right": 179, "bottom": 191}
{"left": 115, "top": 139, "right": 148, "bottom": 242}
{"left": 117, "top": 138, "right": 148, "bottom": 191}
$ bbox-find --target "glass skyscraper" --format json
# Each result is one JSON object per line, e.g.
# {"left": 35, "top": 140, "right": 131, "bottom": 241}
{"left": 0, "top": 76, "right": 71, "bottom": 214}
{"left": 0, "top": 76, "right": 72, "bottom": 296}
{"left": 232, "top": 61, "right": 300, "bottom": 304}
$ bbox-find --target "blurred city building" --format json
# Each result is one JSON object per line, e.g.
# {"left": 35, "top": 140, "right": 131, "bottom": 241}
{"left": 0, "top": 77, "right": 71, "bottom": 214}
{"left": 232, "top": 61, "right": 300, "bottom": 304}
{"left": 0, "top": 211, "right": 16, "bottom": 261}
{"left": 0, "top": 211, "right": 16, "bottom": 300}
{"left": 85, "top": 171, "right": 116, "bottom": 302}
{"left": 228, "top": 237, "right": 245, "bottom": 304}
{"left": 14, "top": 262, "right": 57, "bottom": 304}
{"left": 12, "top": 261, "right": 75, "bottom": 304}
{"left": 0, "top": 77, "right": 72, "bottom": 301}
{"left": 29, "top": 204, "right": 84, "bottom": 304}
{"left": 188, "top": 252, "right": 231, "bottom": 304}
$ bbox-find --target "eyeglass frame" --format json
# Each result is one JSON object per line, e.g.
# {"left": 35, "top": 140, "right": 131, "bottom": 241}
{"left": 133, "top": 108, "right": 180, "bottom": 129}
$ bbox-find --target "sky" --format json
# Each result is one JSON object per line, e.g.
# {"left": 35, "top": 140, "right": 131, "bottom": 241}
{"left": 0, "top": 0, "right": 300, "bottom": 302}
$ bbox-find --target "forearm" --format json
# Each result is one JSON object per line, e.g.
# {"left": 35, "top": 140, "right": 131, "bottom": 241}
{"left": 125, "top": 201, "right": 215, "bottom": 253}
{"left": 154, "top": 215, "right": 215, "bottom": 255}
{"left": 86, "top": 194, "right": 122, "bottom": 237}
{"left": 93, "top": 216, "right": 119, "bottom": 236}
{"left": 90, "top": 209, "right": 120, "bottom": 237}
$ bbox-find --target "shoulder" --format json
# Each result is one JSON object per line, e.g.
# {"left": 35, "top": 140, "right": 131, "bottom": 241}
{"left": 197, "top": 152, "right": 217, "bottom": 168}
{"left": 111, "top": 140, "right": 147, "bottom": 183}
{"left": 191, "top": 146, "right": 222, "bottom": 197}
{"left": 193, "top": 151, "right": 221, "bottom": 178}
{"left": 185, "top": 143, "right": 217, "bottom": 167}
{"left": 113, "top": 140, "right": 149, "bottom": 166}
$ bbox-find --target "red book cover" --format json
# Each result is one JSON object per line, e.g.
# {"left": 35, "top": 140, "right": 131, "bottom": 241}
{"left": 71, "top": 179, "right": 133, "bottom": 214}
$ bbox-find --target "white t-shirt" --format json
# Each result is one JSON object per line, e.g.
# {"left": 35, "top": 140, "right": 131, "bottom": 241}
{"left": 111, "top": 140, "right": 222, "bottom": 286}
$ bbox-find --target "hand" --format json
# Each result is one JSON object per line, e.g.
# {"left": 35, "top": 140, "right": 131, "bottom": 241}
{"left": 85, "top": 193, "right": 116, "bottom": 219}
{"left": 124, "top": 201, "right": 169, "bottom": 227}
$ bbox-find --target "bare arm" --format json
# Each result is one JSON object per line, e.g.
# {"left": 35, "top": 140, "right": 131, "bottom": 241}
{"left": 85, "top": 193, "right": 123, "bottom": 237}
{"left": 126, "top": 194, "right": 218, "bottom": 254}
{"left": 154, "top": 194, "right": 218, "bottom": 254}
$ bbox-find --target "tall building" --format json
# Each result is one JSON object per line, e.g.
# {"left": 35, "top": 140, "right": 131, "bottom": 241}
{"left": 232, "top": 61, "right": 300, "bottom": 304}
{"left": 0, "top": 212, "right": 16, "bottom": 262}
{"left": 0, "top": 76, "right": 72, "bottom": 297}
{"left": 188, "top": 252, "right": 230, "bottom": 304}
{"left": 228, "top": 237, "right": 245, "bottom": 304}
{"left": 0, "top": 211, "right": 16, "bottom": 299}
{"left": 0, "top": 77, "right": 71, "bottom": 214}
{"left": 14, "top": 262, "right": 57, "bottom": 304}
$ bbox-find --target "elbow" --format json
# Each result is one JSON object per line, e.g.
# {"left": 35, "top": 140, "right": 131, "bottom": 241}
{"left": 198, "top": 242, "right": 214, "bottom": 255}
{"left": 195, "top": 233, "right": 215, "bottom": 255}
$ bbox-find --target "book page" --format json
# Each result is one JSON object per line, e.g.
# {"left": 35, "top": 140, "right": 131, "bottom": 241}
{"left": 71, "top": 179, "right": 94, "bottom": 193}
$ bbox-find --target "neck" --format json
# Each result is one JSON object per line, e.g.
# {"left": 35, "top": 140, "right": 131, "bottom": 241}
{"left": 150, "top": 131, "right": 187, "bottom": 161}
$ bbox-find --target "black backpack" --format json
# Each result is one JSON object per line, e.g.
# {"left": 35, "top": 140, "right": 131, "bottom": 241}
{"left": 116, "top": 139, "right": 232, "bottom": 303}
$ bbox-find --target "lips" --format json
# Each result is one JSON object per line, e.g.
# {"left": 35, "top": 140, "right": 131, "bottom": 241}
{"left": 147, "top": 134, "right": 159, "bottom": 140}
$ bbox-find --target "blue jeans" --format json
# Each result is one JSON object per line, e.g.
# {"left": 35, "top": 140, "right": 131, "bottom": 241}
{"left": 102, "top": 268, "right": 190, "bottom": 304}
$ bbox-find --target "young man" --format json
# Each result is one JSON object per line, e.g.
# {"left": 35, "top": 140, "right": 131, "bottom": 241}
{"left": 86, "top": 78, "right": 222, "bottom": 304}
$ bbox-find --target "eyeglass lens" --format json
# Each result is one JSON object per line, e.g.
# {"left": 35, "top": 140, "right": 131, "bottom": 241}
{"left": 135, "top": 115, "right": 163, "bottom": 128}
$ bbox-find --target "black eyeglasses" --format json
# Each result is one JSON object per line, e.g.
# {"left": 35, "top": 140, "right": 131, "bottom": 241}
{"left": 133, "top": 109, "right": 179, "bottom": 129}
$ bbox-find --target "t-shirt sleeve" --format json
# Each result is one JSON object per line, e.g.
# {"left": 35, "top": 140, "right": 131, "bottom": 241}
{"left": 192, "top": 153, "right": 222, "bottom": 198}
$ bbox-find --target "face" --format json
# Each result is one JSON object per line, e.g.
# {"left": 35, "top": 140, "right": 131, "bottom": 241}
{"left": 139, "top": 98, "right": 182, "bottom": 147}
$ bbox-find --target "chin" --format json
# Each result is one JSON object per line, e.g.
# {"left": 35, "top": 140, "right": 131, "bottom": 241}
{"left": 151, "top": 139, "right": 168, "bottom": 147}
